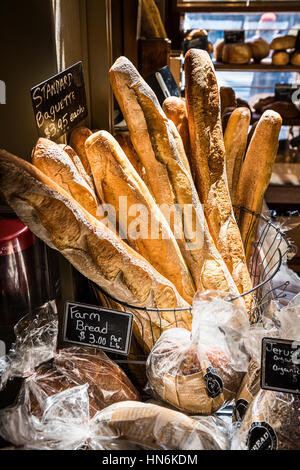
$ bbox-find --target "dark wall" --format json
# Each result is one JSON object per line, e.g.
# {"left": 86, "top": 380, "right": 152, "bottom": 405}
{"left": 0, "top": 0, "right": 57, "bottom": 159}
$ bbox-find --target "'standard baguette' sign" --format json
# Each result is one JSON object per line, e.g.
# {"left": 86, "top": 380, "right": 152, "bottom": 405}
{"left": 261, "top": 337, "right": 300, "bottom": 395}
{"left": 63, "top": 301, "right": 133, "bottom": 356}
{"left": 31, "top": 61, "right": 88, "bottom": 141}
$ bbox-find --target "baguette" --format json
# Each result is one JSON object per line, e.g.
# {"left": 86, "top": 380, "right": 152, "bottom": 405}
{"left": 32, "top": 138, "right": 100, "bottom": 219}
{"left": 94, "top": 401, "right": 226, "bottom": 450}
{"left": 185, "top": 49, "right": 253, "bottom": 308}
{"left": 114, "top": 132, "right": 153, "bottom": 194}
{"left": 220, "top": 86, "right": 237, "bottom": 117}
{"left": 59, "top": 143, "right": 96, "bottom": 191}
{"left": 224, "top": 107, "right": 251, "bottom": 204}
{"left": 0, "top": 149, "right": 190, "bottom": 350}
{"left": 235, "top": 110, "right": 282, "bottom": 260}
{"left": 109, "top": 56, "right": 243, "bottom": 302}
{"left": 85, "top": 130, "right": 196, "bottom": 304}
{"left": 69, "top": 126, "right": 93, "bottom": 177}
{"left": 141, "top": 0, "right": 167, "bottom": 39}
{"left": 162, "top": 97, "right": 192, "bottom": 175}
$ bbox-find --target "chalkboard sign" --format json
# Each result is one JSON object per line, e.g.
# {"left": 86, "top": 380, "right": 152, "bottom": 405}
{"left": 261, "top": 337, "right": 300, "bottom": 395}
{"left": 63, "top": 301, "right": 133, "bottom": 356}
{"left": 145, "top": 66, "right": 181, "bottom": 106}
{"left": 31, "top": 62, "right": 88, "bottom": 141}
{"left": 183, "top": 36, "right": 209, "bottom": 55}
{"left": 275, "top": 84, "right": 298, "bottom": 103}
{"left": 224, "top": 30, "right": 245, "bottom": 44}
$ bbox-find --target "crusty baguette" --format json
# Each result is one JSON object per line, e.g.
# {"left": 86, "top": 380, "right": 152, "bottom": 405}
{"left": 220, "top": 86, "right": 237, "bottom": 117}
{"left": 109, "top": 56, "right": 243, "bottom": 302}
{"left": 32, "top": 138, "right": 100, "bottom": 219}
{"left": 95, "top": 401, "right": 225, "bottom": 450}
{"left": 69, "top": 126, "right": 93, "bottom": 177}
{"left": 141, "top": 0, "right": 167, "bottom": 39}
{"left": 114, "top": 132, "right": 153, "bottom": 194}
{"left": 85, "top": 130, "right": 196, "bottom": 304}
{"left": 224, "top": 107, "right": 251, "bottom": 204}
{"left": 59, "top": 143, "right": 96, "bottom": 191}
{"left": 185, "top": 49, "right": 253, "bottom": 308}
{"left": 235, "top": 110, "right": 282, "bottom": 260}
{"left": 162, "top": 96, "right": 192, "bottom": 176}
{"left": 0, "top": 149, "right": 190, "bottom": 350}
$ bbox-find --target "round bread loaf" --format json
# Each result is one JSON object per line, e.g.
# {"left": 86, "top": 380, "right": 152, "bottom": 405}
{"left": 247, "top": 37, "right": 270, "bottom": 62}
{"left": 27, "top": 346, "right": 139, "bottom": 418}
{"left": 291, "top": 50, "right": 300, "bottom": 66}
{"left": 270, "top": 34, "right": 296, "bottom": 50}
{"left": 214, "top": 39, "right": 224, "bottom": 61}
{"left": 146, "top": 328, "right": 244, "bottom": 415}
{"left": 232, "top": 391, "right": 300, "bottom": 450}
{"left": 272, "top": 50, "right": 290, "bottom": 65}
{"left": 222, "top": 43, "right": 252, "bottom": 64}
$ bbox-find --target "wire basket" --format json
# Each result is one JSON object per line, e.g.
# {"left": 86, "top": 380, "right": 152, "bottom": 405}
{"left": 91, "top": 207, "right": 294, "bottom": 360}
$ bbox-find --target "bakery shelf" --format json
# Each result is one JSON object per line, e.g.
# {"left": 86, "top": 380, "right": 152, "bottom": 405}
{"left": 213, "top": 60, "right": 300, "bottom": 72}
{"left": 177, "top": 1, "right": 300, "bottom": 13}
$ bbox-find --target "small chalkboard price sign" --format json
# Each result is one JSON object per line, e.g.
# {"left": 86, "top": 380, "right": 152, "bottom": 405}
{"left": 261, "top": 337, "right": 300, "bottom": 395}
{"left": 31, "top": 61, "right": 88, "bottom": 141}
{"left": 63, "top": 301, "right": 133, "bottom": 356}
{"left": 224, "top": 30, "right": 245, "bottom": 44}
{"left": 275, "top": 84, "right": 298, "bottom": 103}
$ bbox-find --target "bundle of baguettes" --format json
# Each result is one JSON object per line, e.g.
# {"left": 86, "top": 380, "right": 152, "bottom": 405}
{"left": 0, "top": 149, "right": 191, "bottom": 351}
{"left": 184, "top": 49, "right": 253, "bottom": 308}
{"left": 109, "top": 56, "right": 244, "bottom": 306}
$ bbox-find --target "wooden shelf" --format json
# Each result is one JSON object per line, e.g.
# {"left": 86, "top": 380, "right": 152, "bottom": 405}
{"left": 213, "top": 60, "right": 300, "bottom": 72}
{"left": 177, "top": 1, "right": 300, "bottom": 13}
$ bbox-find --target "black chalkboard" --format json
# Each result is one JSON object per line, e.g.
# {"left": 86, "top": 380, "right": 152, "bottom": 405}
{"left": 183, "top": 36, "right": 209, "bottom": 55}
{"left": 31, "top": 61, "right": 88, "bottom": 141}
{"left": 275, "top": 84, "right": 298, "bottom": 103}
{"left": 63, "top": 301, "right": 133, "bottom": 356}
{"left": 224, "top": 30, "right": 245, "bottom": 44}
{"left": 261, "top": 337, "right": 300, "bottom": 395}
{"left": 145, "top": 66, "right": 181, "bottom": 106}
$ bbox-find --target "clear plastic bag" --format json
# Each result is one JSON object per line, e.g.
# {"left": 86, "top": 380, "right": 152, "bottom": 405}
{"left": 0, "top": 300, "right": 58, "bottom": 391}
{"left": 232, "top": 293, "right": 300, "bottom": 450}
{"left": 0, "top": 384, "right": 231, "bottom": 450}
{"left": 0, "top": 302, "right": 139, "bottom": 446}
{"left": 146, "top": 290, "right": 251, "bottom": 415}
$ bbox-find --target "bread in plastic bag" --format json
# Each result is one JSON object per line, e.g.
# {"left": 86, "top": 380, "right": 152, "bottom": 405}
{"left": 0, "top": 303, "right": 139, "bottom": 445}
{"left": 232, "top": 292, "right": 300, "bottom": 449}
{"left": 0, "top": 384, "right": 231, "bottom": 450}
{"left": 20, "top": 346, "right": 139, "bottom": 419}
{"left": 146, "top": 290, "right": 250, "bottom": 415}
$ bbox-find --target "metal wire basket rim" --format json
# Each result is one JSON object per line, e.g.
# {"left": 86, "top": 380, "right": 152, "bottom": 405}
{"left": 92, "top": 207, "right": 289, "bottom": 313}
{"left": 92, "top": 248, "right": 281, "bottom": 313}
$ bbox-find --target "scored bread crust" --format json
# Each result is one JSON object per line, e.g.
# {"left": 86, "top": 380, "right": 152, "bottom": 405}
{"left": 109, "top": 56, "right": 243, "bottom": 301}
{"left": 0, "top": 149, "right": 190, "bottom": 350}
{"left": 69, "top": 126, "right": 93, "bottom": 178}
{"left": 235, "top": 110, "right": 282, "bottom": 260}
{"left": 162, "top": 96, "right": 192, "bottom": 175}
{"left": 114, "top": 132, "right": 153, "bottom": 194}
{"left": 85, "top": 130, "right": 196, "bottom": 304}
{"left": 32, "top": 138, "right": 100, "bottom": 219}
{"left": 224, "top": 107, "right": 251, "bottom": 204}
{"left": 185, "top": 49, "right": 253, "bottom": 309}
{"left": 59, "top": 143, "right": 97, "bottom": 192}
